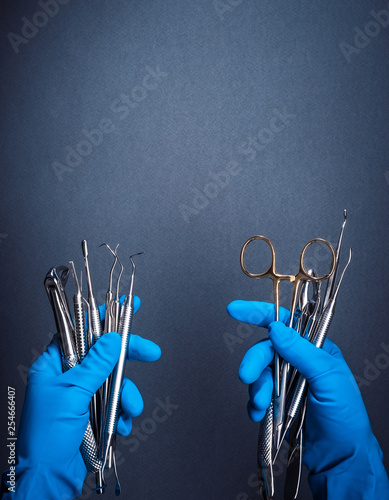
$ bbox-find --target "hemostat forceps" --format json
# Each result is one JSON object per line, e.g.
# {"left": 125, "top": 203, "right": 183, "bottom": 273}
{"left": 240, "top": 236, "right": 336, "bottom": 500}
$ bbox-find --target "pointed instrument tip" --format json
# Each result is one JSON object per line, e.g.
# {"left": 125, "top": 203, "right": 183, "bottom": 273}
{"left": 130, "top": 251, "right": 145, "bottom": 258}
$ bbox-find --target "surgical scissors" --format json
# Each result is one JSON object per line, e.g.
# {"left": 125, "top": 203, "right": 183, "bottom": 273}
{"left": 240, "top": 236, "right": 336, "bottom": 499}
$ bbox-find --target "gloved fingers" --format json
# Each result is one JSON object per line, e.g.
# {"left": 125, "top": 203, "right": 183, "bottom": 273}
{"left": 127, "top": 334, "right": 161, "bottom": 362}
{"left": 268, "top": 321, "right": 337, "bottom": 382}
{"left": 227, "top": 300, "right": 290, "bottom": 327}
{"left": 116, "top": 378, "right": 144, "bottom": 436}
{"left": 62, "top": 332, "right": 121, "bottom": 395}
{"left": 321, "top": 338, "right": 345, "bottom": 360}
{"left": 120, "top": 377, "right": 144, "bottom": 418}
{"left": 249, "top": 366, "right": 273, "bottom": 411}
{"left": 29, "top": 334, "right": 63, "bottom": 377}
{"left": 239, "top": 339, "right": 274, "bottom": 384}
{"left": 117, "top": 411, "right": 133, "bottom": 436}
{"left": 97, "top": 295, "right": 141, "bottom": 322}
{"left": 247, "top": 401, "right": 267, "bottom": 422}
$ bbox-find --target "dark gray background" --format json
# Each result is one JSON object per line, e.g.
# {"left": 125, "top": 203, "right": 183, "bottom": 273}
{"left": 1, "top": 1, "right": 388, "bottom": 499}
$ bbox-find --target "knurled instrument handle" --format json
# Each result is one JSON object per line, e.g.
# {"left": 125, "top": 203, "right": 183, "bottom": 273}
{"left": 73, "top": 297, "right": 88, "bottom": 362}
{"left": 61, "top": 354, "right": 102, "bottom": 473}
{"left": 105, "top": 302, "right": 133, "bottom": 436}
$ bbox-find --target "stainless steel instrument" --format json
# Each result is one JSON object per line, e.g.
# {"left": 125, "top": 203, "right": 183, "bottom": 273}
{"left": 100, "top": 253, "right": 143, "bottom": 494}
{"left": 44, "top": 242, "right": 144, "bottom": 496}
{"left": 239, "top": 211, "right": 351, "bottom": 500}
{"left": 44, "top": 266, "right": 102, "bottom": 474}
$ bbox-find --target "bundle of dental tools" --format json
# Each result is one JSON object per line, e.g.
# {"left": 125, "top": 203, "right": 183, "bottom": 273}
{"left": 44, "top": 240, "right": 143, "bottom": 495}
{"left": 240, "top": 211, "right": 352, "bottom": 500}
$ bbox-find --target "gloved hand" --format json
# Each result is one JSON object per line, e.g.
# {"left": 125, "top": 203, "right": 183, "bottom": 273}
{"left": 1, "top": 296, "right": 161, "bottom": 500}
{"left": 227, "top": 300, "right": 389, "bottom": 500}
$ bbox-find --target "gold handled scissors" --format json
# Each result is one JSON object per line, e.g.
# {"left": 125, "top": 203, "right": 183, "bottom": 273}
{"left": 240, "top": 236, "right": 336, "bottom": 450}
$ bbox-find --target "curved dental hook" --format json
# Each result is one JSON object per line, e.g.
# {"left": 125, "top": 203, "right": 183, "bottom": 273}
{"left": 115, "top": 251, "right": 124, "bottom": 300}
{"left": 128, "top": 252, "right": 144, "bottom": 297}
{"left": 129, "top": 252, "right": 144, "bottom": 273}
{"left": 324, "top": 209, "right": 348, "bottom": 306}
{"left": 99, "top": 243, "right": 119, "bottom": 292}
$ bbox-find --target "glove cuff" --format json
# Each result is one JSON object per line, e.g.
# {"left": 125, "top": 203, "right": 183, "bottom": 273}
{"left": 308, "top": 434, "right": 389, "bottom": 500}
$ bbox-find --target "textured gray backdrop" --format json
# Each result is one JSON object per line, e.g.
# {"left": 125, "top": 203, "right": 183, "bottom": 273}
{"left": 1, "top": 1, "right": 389, "bottom": 499}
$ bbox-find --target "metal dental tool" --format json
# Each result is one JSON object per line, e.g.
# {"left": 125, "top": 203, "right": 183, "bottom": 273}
{"left": 94, "top": 244, "right": 119, "bottom": 494}
{"left": 239, "top": 213, "right": 352, "bottom": 500}
{"left": 258, "top": 401, "right": 275, "bottom": 500}
{"left": 280, "top": 249, "right": 352, "bottom": 500}
{"left": 240, "top": 237, "right": 336, "bottom": 500}
{"left": 82, "top": 240, "right": 106, "bottom": 493}
{"left": 43, "top": 242, "right": 146, "bottom": 496}
{"left": 311, "top": 248, "right": 352, "bottom": 348}
{"left": 69, "top": 261, "right": 88, "bottom": 362}
{"left": 322, "top": 210, "right": 347, "bottom": 309}
{"left": 82, "top": 240, "right": 103, "bottom": 342}
{"left": 99, "top": 244, "right": 119, "bottom": 336}
{"left": 281, "top": 255, "right": 349, "bottom": 443}
{"left": 112, "top": 252, "right": 124, "bottom": 332}
{"left": 283, "top": 399, "right": 306, "bottom": 500}
{"left": 100, "top": 252, "right": 144, "bottom": 495}
{"left": 44, "top": 266, "right": 102, "bottom": 474}
{"left": 284, "top": 274, "right": 320, "bottom": 403}
{"left": 96, "top": 244, "right": 120, "bottom": 492}
{"left": 105, "top": 247, "right": 125, "bottom": 476}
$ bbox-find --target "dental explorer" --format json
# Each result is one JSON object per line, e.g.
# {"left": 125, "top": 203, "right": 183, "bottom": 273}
{"left": 96, "top": 244, "right": 121, "bottom": 492}
{"left": 100, "top": 252, "right": 144, "bottom": 493}
{"left": 99, "top": 243, "right": 119, "bottom": 335}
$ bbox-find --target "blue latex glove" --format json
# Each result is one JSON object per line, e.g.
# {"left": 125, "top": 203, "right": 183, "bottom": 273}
{"left": 227, "top": 300, "right": 389, "bottom": 500}
{"left": 1, "top": 296, "right": 161, "bottom": 500}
